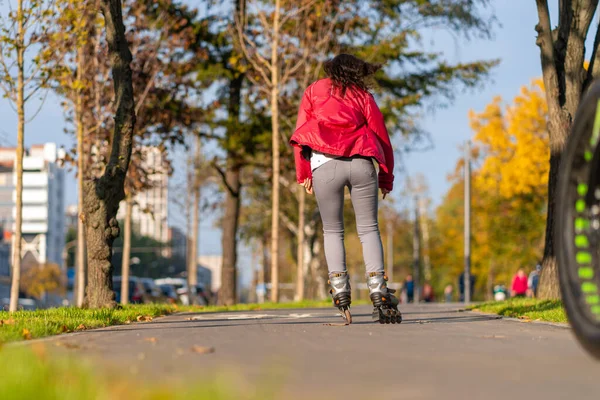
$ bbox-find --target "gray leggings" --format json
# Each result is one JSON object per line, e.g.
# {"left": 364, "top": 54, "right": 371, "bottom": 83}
{"left": 312, "top": 156, "right": 384, "bottom": 275}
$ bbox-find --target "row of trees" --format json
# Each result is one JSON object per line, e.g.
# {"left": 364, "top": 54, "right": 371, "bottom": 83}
{"left": 0, "top": 0, "right": 523, "bottom": 310}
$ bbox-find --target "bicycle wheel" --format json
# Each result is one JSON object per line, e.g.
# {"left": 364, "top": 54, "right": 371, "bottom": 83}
{"left": 557, "top": 80, "right": 600, "bottom": 359}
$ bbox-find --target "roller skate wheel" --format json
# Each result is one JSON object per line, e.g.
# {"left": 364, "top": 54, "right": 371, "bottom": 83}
{"left": 396, "top": 316, "right": 402, "bottom": 324}
{"left": 385, "top": 317, "right": 391, "bottom": 324}
{"left": 379, "top": 318, "right": 385, "bottom": 324}
{"left": 335, "top": 299, "right": 340, "bottom": 305}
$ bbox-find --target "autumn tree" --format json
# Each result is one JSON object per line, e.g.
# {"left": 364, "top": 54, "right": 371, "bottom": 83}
{"left": 20, "top": 262, "right": 64, "bottom": 300}
{"left": 431, "top": 80, "right": 549, "bottom": 299}
{"left": 0, "top": 0, "right": 56, "bottom": 312}
{"left": 533, "top": 0, "right": 600, "bottom": 299}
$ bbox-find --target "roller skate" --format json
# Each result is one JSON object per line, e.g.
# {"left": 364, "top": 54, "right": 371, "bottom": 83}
{"left": 367, "top": 272, "right": 402, "bottom": 324}
{"left": 328, "top": 271, "right": 352, "bottom": 324}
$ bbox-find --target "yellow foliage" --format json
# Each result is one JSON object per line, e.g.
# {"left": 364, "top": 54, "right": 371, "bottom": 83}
{"left": 430, "top": 80, "right": 548, "bottom": 299}
{"left": 20, "top": 263, "right": 65, "bottom": 299}
{"left": 472, "top": 79, "right": 549, "bottom": 199}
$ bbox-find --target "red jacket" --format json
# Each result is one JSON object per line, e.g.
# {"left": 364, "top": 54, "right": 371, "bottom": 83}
{"left": 289, "top": 78, "right": 395, "bottom": 191}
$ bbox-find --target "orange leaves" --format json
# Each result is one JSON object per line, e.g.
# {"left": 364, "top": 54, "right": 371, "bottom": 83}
{"left": 471, "top": 79, "right": 549, "bottom": 199}
{"left": 22, "top": 329, "right": 32, "bottom": 340}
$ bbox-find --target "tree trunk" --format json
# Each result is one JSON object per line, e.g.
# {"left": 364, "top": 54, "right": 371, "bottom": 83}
{"left": 75, "top": 43, "right": 87, "bottom": 308}
{"left": 295, "top": 189, "right": 306, "bottom": 301}
{"left": 83, "top": 0, "right": 136, "bottom": 309}
{"left": 188, "top": 135, "right": 201, "bottom": 290}
{"left": 486, "top": 260, "right": 495, "bottom": 301}
{"left": 270, "top": 0, "right": 281, "bottom": 303}
{"left": 219, "top": 162, "right": 241, "bottom": 305}
{"left": 218, "top": 71, "right": 244, "bottom": 306}
{"left": 258, "top": 235, "right": 267, "bottom": 303}
{"left": 120, "top": 193, "right": 132, "bottom": 304}
{"left": 9, "top": 0, "right": 25, "bottom": 313}
{"left": 538, "top": 152, "right": 562, "bottom": 299}
{"left": 419, "top": 198, "right": 431, "bottom": 282}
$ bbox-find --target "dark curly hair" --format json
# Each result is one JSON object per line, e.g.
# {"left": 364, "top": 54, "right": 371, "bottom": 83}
{"left": 323, "top": 54, "right": 381, "bottom": 97}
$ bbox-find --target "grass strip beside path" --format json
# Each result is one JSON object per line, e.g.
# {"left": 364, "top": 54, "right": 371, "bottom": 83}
{"left": 0, "top": 300, "right": 337, "bottom": 343}
{"left": 0, "top": 346, "right": 276, "bottom": 400}
{"left": 469, "top": 298, "right": 567, "bottom": 323}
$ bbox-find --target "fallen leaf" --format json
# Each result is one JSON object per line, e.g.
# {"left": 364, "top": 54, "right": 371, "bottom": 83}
{"left": 143, "top": 337, "right": 157, "bottom": 343}
{"left": 191, "top": 345, "right": 215, "bottom": 354}
{"left": 60, "top": 325, "right": 70, "bottom": 333}
{"left": 136, "top": 315, "right": 153, "bottom": 322}
{"left": 75, "top": 324, "right": 86, "bottom": 331}
{"left": 22, "top": 328, "right": 32, "bottom": 340}
{"left": 124, "top": 319, "right": 132, "bottom": 324}
{"left": 0, "top": 318, "right": 15, "bottom": 326}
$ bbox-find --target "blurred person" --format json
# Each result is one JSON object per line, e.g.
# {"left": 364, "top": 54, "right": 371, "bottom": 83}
{"left": 528, "top": 262, "right": 542, "bottom": 298}
{"left": 444, "top": 284, "right": 453, "bottom": 303}
{"left": 290, "top": 54, "right": 399, "bottom": 323}
{"left": 511, "top": 268, "right": 528, "bottom": 298}
{"left": 404, "top": 275, "right": 415, "bottom": 303}
{"left": 458, "top": 273, "right": 476, "bottom": 302}
{"left": 423, "top": 281, "right": 435, "bottom": 303}
{"left": 493, "top": 284, "right": 507, "bottom": 301}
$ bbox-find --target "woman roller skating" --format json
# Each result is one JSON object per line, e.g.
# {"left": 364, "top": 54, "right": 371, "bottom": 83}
{"left": 290, "top": 54, "right": 401, "bottom": 324}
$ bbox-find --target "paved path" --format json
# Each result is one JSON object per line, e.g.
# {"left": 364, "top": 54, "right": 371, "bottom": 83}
{"left": 44, "top": 304, "right": 600, "bottom": 399}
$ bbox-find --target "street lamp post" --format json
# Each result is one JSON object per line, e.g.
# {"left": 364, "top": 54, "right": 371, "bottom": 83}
{"left": 464, "top": 140, "right": 472, "bottom": 304}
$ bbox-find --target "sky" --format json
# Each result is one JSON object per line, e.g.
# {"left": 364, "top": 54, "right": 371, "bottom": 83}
{"left": 0, "top": 1, "right": 591, "bottom": 287}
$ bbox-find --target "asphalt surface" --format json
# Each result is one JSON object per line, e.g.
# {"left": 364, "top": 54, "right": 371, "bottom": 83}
{"left": 43, "top": 303, "right": 600, "bottom": 399}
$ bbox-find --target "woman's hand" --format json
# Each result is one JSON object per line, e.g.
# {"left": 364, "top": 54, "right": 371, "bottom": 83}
{"left": 303, "top": 178, "right": 313, "bottom": 194}
{"left": 381, "top": 188, "right": 390, "bottom": 199}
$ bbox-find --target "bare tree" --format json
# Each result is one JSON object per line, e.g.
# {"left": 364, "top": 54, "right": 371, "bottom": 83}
{"left": 235, "top": 0, "right": 343, "bottom": 302}
{"left": 0, "top": 0, "right": 56, "bottom": 312}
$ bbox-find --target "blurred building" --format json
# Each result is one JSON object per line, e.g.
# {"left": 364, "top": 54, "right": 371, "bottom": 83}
{"left": 197, "top": 265, "right": 212, "bottom": 292}
{"left": 118, "top": 146, "right": 169, "bottom": 247}
{"left": 0, "top": 144, "right": 66, "bottom": 267}
{"left": 197, "top": 254, "right": 222, "bottom": 294}
{"left": 167, "top": 226, "right": 186, "bottom": 259}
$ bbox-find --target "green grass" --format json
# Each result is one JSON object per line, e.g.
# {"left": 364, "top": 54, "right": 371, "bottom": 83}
{"left": 0, "top": 299, "right": 344, "bottom": 343}
{"left": 469, "top": 298, "right": 567, "bottom": 323}
{"left": 0, "top": 346, "right": 276, "bottom": 400}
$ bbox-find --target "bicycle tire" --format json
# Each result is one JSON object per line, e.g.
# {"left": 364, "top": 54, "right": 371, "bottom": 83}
{"left": 557, "top": 80, "right": 600, "bottom": 359}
